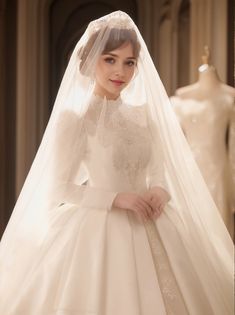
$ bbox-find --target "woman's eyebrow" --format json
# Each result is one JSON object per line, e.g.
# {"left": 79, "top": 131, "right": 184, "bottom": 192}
{"left": 103, "top": 53, "right": 136, "bottom": 60}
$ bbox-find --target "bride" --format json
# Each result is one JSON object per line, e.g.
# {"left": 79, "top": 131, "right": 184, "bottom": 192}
{"left": 0, "top": 11, "right": 233, "bottom": 315}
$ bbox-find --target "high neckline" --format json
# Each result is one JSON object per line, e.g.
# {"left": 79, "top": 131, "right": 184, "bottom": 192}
{"left": 91, "top": 93, "right": 122, "bottom": 106}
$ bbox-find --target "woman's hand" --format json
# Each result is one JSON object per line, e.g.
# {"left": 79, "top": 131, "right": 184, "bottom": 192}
{"left": 112, "top": 192, "right": 154, "bottom": 222}
{"left": 142, "top": 186, "right": 170, "bottom": 219}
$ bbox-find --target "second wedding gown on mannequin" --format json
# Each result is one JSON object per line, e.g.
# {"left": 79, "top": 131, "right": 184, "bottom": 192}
{"left": 171, "top": 65, "right": 235, "bottom": 236}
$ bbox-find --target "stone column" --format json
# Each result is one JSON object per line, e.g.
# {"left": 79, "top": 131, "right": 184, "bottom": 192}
{"left": 190, "top": 0, "right": 227, "bottom": 83}
{"left": 0, "top": 0, "right": 6, "bottom": 235}
{"left": 0, "top": 0, "right": 17, "bottom": 236}
{"left": 16, "top": 0, "right": 50, "bottom": 195}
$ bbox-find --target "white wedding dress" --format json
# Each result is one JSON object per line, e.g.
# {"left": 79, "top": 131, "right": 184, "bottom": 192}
{"left": 171, "top": 95, "right": 234, "bottom": 235}
{"left": 2, "top": 95, "right": 232, "bottom": 315}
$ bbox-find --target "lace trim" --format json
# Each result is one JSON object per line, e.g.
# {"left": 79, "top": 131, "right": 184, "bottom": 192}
{"left": 144, "top": 219, "right": 189, "bottom": 315}
{"left": 109, "top": 106, "right": 150, "bottom": 188}
{"left": 88, "top": 11, "right": 135, "bottom": 35}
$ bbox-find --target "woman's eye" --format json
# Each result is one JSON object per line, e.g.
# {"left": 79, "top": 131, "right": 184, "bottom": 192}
{"left": 104, "top": 57, "right": 115, "bottom": 64}
{"left": 126, "top": 60, "right": 136, "bottom": 67}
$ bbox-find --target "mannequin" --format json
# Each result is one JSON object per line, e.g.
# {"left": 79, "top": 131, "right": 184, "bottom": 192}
{"left": 171, "top": 47, "right": 235, "bottom": 237}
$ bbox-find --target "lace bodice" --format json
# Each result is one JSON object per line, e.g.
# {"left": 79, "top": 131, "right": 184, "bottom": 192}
{"left": 83, "top": 96, "right": 153, "bottom": 192}
{"left": 53, "top": 95, "right": 167, "bottom": 210}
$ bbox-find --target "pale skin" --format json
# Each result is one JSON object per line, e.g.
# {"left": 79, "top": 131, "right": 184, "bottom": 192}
{"left": 94, "top": 42, "right": 170, "bottom": 223}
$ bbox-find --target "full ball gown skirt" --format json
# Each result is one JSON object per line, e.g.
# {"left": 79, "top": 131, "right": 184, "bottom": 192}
{"left": 0, "top": 97, "right": 233, "bottom": 314}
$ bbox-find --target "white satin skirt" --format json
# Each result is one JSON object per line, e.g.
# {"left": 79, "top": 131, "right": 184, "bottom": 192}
{"left": 0, "top": 201, "right": 233, "bottom": 315}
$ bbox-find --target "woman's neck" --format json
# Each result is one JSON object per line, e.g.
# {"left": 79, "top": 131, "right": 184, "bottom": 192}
{"left": 93, "top": 86, "right": 120, "bottom": 100}
{"left": 197, "top": 65, "right": 221, "bottom": 89}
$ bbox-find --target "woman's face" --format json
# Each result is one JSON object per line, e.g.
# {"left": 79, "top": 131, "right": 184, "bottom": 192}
{"left": 94, "top": 42, "right": 137, "bottom": 100}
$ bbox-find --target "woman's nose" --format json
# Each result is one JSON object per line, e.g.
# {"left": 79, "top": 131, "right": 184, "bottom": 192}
{"left": 114, "top": 63, "right": 125, "bottom": 77}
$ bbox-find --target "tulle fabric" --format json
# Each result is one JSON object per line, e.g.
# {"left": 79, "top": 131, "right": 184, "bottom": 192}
{"left": 0, "top": 11, "right": 233, "bottom": 314}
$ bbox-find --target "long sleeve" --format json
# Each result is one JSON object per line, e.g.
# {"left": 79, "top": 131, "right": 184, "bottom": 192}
{"left": 62, "top": 182, "right": 117, "bottom": 211}
{"left": 147, "top": 141, "right": 169, "bottom": 194}
{"left": 146, "top": 118, "right": 169, "bottom": 195}
{"left": 52, "top": 110, "right": 117, "bottom": 211}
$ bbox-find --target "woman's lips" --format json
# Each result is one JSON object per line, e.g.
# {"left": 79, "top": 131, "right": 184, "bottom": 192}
{"left": 110, "top": 79, "right": 125, "bottom": 86}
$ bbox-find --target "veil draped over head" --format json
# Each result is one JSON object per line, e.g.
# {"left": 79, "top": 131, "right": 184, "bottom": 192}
{"left": 0, "top": 11, "right": 233, "bottom": 314}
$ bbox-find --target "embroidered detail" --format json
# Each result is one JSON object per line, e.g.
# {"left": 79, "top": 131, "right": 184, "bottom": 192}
{"left": 88, "top": 11, "right": 135, "bottom": 35}
{"left": 104, "top": 106, "right": 151, "bottom": 188}
{"left": 84, "top": 101, "right": 152, "bottom": 188}
{"left": 144, "top": 219, "right": 189, "bottom": 315}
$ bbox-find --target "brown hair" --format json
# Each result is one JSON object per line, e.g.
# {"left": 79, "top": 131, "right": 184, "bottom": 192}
{"left": 79, "top": 28, "right": 140, "bottom": 73}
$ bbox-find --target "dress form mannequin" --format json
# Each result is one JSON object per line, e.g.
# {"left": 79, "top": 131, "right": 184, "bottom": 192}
{"left": 171, "top": 47, "right": 235, "bottom": 237}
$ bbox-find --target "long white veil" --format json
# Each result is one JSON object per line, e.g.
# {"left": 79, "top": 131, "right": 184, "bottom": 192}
{"left": 0, "top": 11, "right": 233, "bottom": 314}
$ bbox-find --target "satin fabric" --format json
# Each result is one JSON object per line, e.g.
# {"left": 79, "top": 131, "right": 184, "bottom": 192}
{"left": 2, "top": 96, "right": 232, "bottom": 314}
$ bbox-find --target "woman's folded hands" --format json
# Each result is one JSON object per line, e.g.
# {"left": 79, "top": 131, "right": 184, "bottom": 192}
{"left": 112, "top": 186, "right": 170, "bottom": 222}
